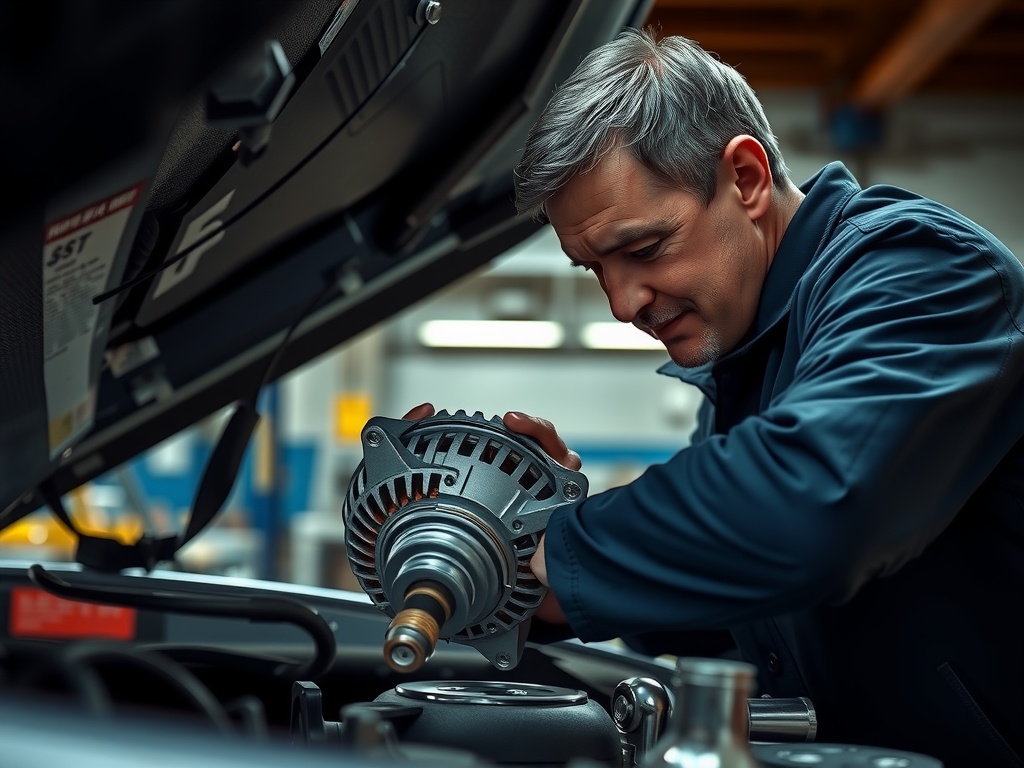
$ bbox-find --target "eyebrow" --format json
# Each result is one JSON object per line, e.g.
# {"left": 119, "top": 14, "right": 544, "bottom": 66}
{"left": 593, "top": 220, "right": 675, "bottom": 258}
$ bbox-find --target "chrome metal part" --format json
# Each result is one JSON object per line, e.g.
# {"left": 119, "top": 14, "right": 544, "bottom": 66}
{"left": 643, "top": 658, "right": 760, "bottom": 768}
{"left": 344, "top": 410, "right": 588, "bottom": 672}
{"left": 748, "top": 696, "right": 817, "bottom": 742}
{"left": 383, "top": 621, "right": 434, "bottom": 670}
{"left": 394, "top": 680, "right": 589, "bottom": 707}
{"left": 612, "top": 676, "right": 671, "bottom": 766}
{"left": 613, "top": 677, "right": 818, "bottom": 766}
{"left": 416, "top": 0, "right": 442, "bottom": 25}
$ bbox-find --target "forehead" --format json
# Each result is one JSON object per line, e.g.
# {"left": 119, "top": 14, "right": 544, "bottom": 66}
{"left": 546, "top": 149, "right": 655, "bottom": 230}
{"left": 545, "top": 149, "right": 699, "bottom": 255}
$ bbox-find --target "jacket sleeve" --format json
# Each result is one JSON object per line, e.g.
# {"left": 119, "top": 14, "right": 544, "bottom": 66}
{"left": 542, "top": 218, "right": 1024, "bottom": 642}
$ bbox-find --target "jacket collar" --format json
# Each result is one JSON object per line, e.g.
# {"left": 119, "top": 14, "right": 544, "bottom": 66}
{"left": 658, "top": 162, "right": 861, "bottom": 391}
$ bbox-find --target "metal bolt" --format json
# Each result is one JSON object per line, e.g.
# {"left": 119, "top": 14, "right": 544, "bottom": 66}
{"left": 443, "top": 475, "right": 456, "bottom": 486}
{"left": 562, "top": 481, "right": 582, "bottom": 500}
{"left": 511, "top": 519, "right": 523, "bottom": 531}
{"left": 61, "top": 447, "right": 73, "bottom": 462}
{"left": 417, "top": 0, "right": 442, "bottom": 25}
{"left": 486, "top": 623, "right": 498, "bottom": 634}
{"left": 495, "top": 652, "right": 511, "bottom": 668}
{"left": 365, "top": 429, "right": 383, "bottom": 447}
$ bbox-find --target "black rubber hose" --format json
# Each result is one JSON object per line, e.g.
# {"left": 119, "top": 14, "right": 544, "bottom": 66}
{"left": 27, "top": 564, "right": 337, "bottom": 680}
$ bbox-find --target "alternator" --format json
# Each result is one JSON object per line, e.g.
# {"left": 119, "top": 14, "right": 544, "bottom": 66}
{"left": 343, "top": 410, "right": 588, "bottom": 673}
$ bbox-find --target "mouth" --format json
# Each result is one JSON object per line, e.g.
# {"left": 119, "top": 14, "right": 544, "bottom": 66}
{"left": 646, "top": 311, "right": 690, "bottom": 341}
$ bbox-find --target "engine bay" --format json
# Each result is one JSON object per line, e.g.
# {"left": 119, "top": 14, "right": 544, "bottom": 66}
{"left": 0, "top": 562, "right": 944, "bottom": 768}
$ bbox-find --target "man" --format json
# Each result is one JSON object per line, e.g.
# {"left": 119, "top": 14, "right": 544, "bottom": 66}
{"left": 409, "top": 27, "right": 1023, "bottom": 766}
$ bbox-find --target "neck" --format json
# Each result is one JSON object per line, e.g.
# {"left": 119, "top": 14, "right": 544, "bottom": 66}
{"left": 765, "top": 181, "right": 805, "bottom": 266}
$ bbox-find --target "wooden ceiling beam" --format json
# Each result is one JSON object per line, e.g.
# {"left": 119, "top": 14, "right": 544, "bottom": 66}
{"left": 647, "top": 17, "right": 847, "bottom": 52}
{"left": 961, "top": 27, "right": 1024, "bottom": 56}
{"left": 848, "top": 0, "right": 1006, "bottom": 110}
{"left": 651, "top": 0, "right": 860, "bottom": 8}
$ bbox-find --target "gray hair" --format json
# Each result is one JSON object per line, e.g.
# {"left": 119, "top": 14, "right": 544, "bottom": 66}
{"left": 514, "top": 27, "right": 789, "bottom": 219}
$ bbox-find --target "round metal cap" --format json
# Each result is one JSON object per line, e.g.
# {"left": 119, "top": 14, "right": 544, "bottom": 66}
{"left": 393, "top": 680, "right": 587, "bottom": 706}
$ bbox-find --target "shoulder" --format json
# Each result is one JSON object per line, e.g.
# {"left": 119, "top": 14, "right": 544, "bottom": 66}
{"left": 797, "top": 185, "right": 1024, "bottom": 331}
{"left": 829, "top": 184, "right": 1016, "bottom": 269}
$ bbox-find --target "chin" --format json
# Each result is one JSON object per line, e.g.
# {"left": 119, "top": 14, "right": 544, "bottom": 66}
{"left": 668, "top": 333, "right": 723, "bottom": 368}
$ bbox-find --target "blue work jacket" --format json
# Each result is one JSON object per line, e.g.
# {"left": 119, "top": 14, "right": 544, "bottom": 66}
{"left": 542, "top": 163, "right": 1024, "bottom": 766}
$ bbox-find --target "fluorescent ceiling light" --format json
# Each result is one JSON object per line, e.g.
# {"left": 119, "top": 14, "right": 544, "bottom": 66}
{"left": 581, "top": 322, "right": 664, "bottom": 351}
{"left": 418, "top": 320, "right": 565, "bottom": 349}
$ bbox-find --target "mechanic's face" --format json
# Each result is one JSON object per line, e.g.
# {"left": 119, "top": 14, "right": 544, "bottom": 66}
{"left": 546, "top": 147, "right": 770, "bottom": 367}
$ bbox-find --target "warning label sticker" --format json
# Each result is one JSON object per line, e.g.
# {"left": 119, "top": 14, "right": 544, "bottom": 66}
{"left": 42, "top": 183, "right": 143, "bottom": 457}
{"left": 8, "top": 586, "right": 137, "bottom": 641}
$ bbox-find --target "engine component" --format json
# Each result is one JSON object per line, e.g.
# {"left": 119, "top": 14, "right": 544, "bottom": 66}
{"left": 613, "top": 677, "right": 671, "bottom": 766}
{"left": 343, "top": 410, "right": 588, "bottom": 672}
{"left": 747, "top": 695, "right": 817, "bottom": 743}
{"left": 374, "top": 680, "right": 622, "bottom": 767}
{"left": 290, "top": 680, "right": 490, "bottom": 766}
{"left": 642, "top": 657, "right": 760, "bottom": 768}
{"left": 751, "top": 743, "right": 943, "bottom": 767}
{"left": 613, "top": 676, "right": 818, "bottom": 766}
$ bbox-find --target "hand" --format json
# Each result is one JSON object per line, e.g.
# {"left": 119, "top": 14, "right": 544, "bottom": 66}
{"left": 502, "top": 411, "right": 582, "bottom": 470}
{"left": 501, "top": 410, "right": 578, "bottom": 627}
{"left": 402, "top": 402, "right": 435, "bottom": 421}
{"left": 400, "top": 404, "right": 574, "bottom": 625}
{"left": 531, "top": 534, "right": 568, "bottom": 623}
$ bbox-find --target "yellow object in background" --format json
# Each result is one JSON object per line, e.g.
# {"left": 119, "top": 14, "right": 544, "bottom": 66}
{"left": 0, "top": 485, "right": 142, "bottom": 557}
{"left": 0, "top": 514, "right": 77, "bottom": 554}
{"left": 335, "top": 392, "right": 372, "bottom": 443}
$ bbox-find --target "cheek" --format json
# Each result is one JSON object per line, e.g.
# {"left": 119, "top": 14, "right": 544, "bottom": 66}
{"left": 719, "top": 240, "right": 764, "bottom": 334}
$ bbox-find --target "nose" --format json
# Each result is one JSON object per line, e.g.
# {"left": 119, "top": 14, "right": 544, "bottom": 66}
{"left": 600, "top": 263, "right": 654, "bottom": 324}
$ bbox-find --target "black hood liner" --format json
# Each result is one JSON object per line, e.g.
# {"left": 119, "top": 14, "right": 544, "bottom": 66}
{"left": 0, "top": 0, "right": 654, "bottom": 559}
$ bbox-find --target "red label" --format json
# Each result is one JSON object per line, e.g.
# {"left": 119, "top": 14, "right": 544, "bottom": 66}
{"left": 43, "top": 182, "right": 145, "bottom": 244}
{"left": 9, "top": 586, "right": 137, "bottom": 640}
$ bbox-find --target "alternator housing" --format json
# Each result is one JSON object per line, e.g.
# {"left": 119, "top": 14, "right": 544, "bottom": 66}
{"left": 343, "top": 410, "right": 588, "bottom": 670}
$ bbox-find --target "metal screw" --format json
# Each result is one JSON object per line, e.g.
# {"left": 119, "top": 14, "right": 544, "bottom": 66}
{"left": 417, "top": 0, "right": 442, "bottom": 25}
{"left": 61, "top": 447, "right": 73, "bottom": 462}
{"left": 511, "top": 519, "right": 523, "bottom": 531}
{"left": 365, "top": 429, "right": 383, "bottom": 446}
{"left": 562, "top": 481, "right": 582, "bottom": 500}
{"left": 495, "top": 652, "right": 511, "bottom": 668}
{"left": 486, "top": 623, "right": 498, "bottom": 634}
{"left": 443, "top": 475, "right": 456, "bottom": 486}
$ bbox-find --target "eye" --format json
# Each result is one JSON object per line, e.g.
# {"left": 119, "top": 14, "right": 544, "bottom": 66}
{"left": 568, "top": 261, "right": 592, "bottom": 272}
{"left": 627, "top": 242, "right": 659, "bottom": 260}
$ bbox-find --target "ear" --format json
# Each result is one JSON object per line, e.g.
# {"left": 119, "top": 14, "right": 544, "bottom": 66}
{"left": 720, "top": 135, "right": 772, "bottom": 222}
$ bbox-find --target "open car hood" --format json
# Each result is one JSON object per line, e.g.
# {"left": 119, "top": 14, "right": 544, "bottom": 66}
{"left": 0, "top": 0, "right": 653, "bottom": 535}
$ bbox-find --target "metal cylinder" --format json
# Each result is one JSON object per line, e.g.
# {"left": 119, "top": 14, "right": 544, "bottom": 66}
{"left": 382, "top": 583, "right": 453, "bottom": 672}
{"left": 641, "top": 658, "right": 760, "bottom": 768}
{"left": 748, "top": 696, "right": 817, "bottom": 742}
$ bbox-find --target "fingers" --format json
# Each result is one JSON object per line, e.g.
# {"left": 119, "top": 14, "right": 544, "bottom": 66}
{"left": 401, "top": 402, "right": 435, "bottom": 421}
{"left": 531, "top": 536, "right": 568, "bottom": 624}
{"left": 529, "top": 534, "right": 550, "bottom": 586}
{"left": 399, "top": 406, "right": 583, "bottom": 471}
{"left": 503, "top": 411, "right": 582, "bottom": 470}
